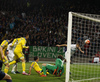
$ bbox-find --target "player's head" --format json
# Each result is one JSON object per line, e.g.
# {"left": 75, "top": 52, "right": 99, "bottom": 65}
{"left": 11, "top": 35, "right": 16, "bottom": 40}
{"left": 6, "top": 35, "right": 13, "bottom": 41}
{"left": 76, "top": 41, "right": 80, "bottom": 47}
{"left": 57, "top": 55, "right": 63, "bottom": 60}
{"left": 24, "top": 33, "right": 29, "bottom": 39}
{"left": 34, "top": 56, "right": 39, "bottom": 62}
{"left": 17, "top": 33, "right": 23, "bottom": 38}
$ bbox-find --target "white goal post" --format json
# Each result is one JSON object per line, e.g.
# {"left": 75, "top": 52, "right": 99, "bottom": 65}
{"left": 66, "top": 12, "right": 100, "bottom": 82}
{"left": 65, "top": 12, "right": 72, "bottom": 82}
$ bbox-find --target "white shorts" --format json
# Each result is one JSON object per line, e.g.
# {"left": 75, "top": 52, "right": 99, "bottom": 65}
{"left": 7, "top": 50, "right": 14, "bottom": 61}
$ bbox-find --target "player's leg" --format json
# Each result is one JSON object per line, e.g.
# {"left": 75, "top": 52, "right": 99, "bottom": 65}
{"left": 9, "top": 54, "right": 18, "bottom": 74}
{"left": 3, "top": 56, "right": 9, "bottom": 73}
{"left": 0, "top": 60, "right": 3, "bottom": 70}
{"left": 41, "top": 64, "right": 55, "bottom": 77}
{"left": 11, "top": 63, "right": 16, "bottom": 74}
{"left": 14, "top": 63, "right": 20, "bottom": 74}
{"left": 2, "top": 73, "right": 12, "bottom": 82}
{"left": 17, "top": 52, "right": 27, "bottom": 75}
{"left": 11, "top": 63, "right": 20, "bottom": 74}
{"left": 10, "top": 55, "right": 17, "bottom": 74}
{"left": 41, "top": 64, "right": 47, "bottom": 77}
{"left": 9, "top": 54, "right": 17, "bottom": 65}
{"left": 70, "top": 50, "right": 75, "bottom": 64}
{"left": 21, "top": 58, "right": 27, "bottom": 74}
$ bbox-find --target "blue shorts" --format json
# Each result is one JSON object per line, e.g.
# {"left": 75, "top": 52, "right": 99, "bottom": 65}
{"left": 0, "top": 71, "right": 5, "bottom": 80}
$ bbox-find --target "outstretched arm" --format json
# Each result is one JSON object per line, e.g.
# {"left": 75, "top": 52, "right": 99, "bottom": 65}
{"left": 76, "top": 44, "right": 84, "bottom": 53}
{"left": 56, "top": 44, "right": 67, "bottom": 47}
{"left": 11, "top": 39, "right": 17, "bottom": 47}
{"left": 28, "top": 66, "right": 32, "bottom": 75}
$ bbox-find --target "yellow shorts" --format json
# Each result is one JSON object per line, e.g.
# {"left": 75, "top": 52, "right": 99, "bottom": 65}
{"left": 14, "top": 50, "right": 24, "bottom": 60}
{"left": 35, "top": 68, "right": 42, "bottom": 72}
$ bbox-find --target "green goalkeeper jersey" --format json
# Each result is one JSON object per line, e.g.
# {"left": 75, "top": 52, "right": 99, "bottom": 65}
{"left": 55, "top": 58, "right": 63, "bottom": 67}
{"left": 55, "top": 58, "right": 64, "bottom": 76}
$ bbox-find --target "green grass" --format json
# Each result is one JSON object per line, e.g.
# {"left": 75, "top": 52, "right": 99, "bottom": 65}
{"left": 1, "top": 62, "right": 65, "bottom": 82}
{"left": 1, "top": 62, "right": 100, "bottom": 82}
{"left": 70, "top": 64, "right": 100, "bottom": 82}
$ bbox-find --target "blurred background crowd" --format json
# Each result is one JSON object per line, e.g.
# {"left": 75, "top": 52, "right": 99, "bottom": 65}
{"left": 0, "top": 0, "right": 100, "bottom": 52}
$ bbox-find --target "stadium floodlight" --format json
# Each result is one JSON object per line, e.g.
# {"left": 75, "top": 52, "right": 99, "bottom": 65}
{"left": 66, "top": 12, "right": 100, "bottom": 82}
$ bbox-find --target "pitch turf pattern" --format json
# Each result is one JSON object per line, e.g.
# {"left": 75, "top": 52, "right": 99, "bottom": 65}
{"left": 1, "top": 62, "right": 100, "bottom": 82}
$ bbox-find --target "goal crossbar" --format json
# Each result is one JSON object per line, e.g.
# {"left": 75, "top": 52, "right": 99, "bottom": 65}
{"left": 72, "top": 12, "right": 100, "bottom": 23}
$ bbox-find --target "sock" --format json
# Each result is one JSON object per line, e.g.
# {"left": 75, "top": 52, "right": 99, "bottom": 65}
{"left": 15, "top": 63, "right": 17, "bottom": 72}
{"left": 4, "top": 66, "right": 9, "bottom": 73}
{"left": 9, "top": 60, "right": 16, "bottom": 65}
{"left": 22, "top": 62, "right": 25, "bottom": 72}
{"left": 42, "top": 66, "right": 46, "bottom": 75}
{"left": 6, "top": 79, "right": 12, "bottom": 82}
{"left": 12, "top": 63, "right": 17, "bottom": 72}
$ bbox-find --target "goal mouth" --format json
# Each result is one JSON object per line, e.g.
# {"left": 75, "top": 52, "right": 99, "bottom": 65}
{"left": 66, "top": 12, "right": 100, "bottom": 82}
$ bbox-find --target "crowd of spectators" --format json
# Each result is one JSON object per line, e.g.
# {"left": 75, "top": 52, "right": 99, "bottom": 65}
{"left": 0, "top": 0, "right": 100, "bottom": 50}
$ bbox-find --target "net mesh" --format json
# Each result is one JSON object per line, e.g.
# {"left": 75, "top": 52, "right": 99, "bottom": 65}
{"left": 69, "top": 12, "right": 100, "bottom": 81}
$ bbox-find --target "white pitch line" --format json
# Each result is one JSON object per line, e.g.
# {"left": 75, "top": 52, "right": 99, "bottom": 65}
{"left": 2, "top": 69, "right": 29, "bottom": 71}
{"left": 72, "top": 77, "right": 100, "bottom": 82}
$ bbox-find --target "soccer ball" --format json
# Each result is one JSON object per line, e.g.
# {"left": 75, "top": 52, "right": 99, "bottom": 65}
{"left": 85, "top": 39, "right": 90, "bottom": 44}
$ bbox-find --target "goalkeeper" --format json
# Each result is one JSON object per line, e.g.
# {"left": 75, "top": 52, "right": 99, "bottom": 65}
{"left": 41, "top": 55, "right": 64, "bottom": 77}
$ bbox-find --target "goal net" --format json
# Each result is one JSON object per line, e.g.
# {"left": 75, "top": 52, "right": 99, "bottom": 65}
{"left": 66, "top": 12, "right": 100, "bottom": 82}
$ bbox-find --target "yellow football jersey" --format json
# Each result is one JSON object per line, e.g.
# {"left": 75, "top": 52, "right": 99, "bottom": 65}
{"left": 12, "top": 37, "right": 28, "bottom": 52}
{"left": 31, "top": 61, "right": 42, "bottom": 71}
{"left": 0, "top": 40, "right": 9, "bottom": 55}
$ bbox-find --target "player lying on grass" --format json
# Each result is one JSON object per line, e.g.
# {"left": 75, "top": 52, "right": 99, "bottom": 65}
{"left": 56, "top": 43, "right": 84, "bottom": 63}
{"left": 28, "top": 56, "right": 49, "bottom": 75}
{"left": 41, "top": 55, "right": 64, "bottom": 77}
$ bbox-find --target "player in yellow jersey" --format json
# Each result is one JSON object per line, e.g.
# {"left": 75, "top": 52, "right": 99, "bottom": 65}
{"left": 28, "top": 56, "right": 49, "bottom": 75}
{"left": 0, "top": 36, "right": 12, "bottom": 73}
{"left": 0, "top": 35, "right": 12, "bottom": 82}
{"left": 28, "top": 56, "right": 42, "bottom": 75}
{"left": 9, "top": 33, "right": 29, "bottom": 75}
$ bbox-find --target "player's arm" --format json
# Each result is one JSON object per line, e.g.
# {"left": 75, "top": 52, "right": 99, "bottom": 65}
{"left": 28, "top": 66, "right": 32, "bottom": 75}
{"left": 28, "top": 63, "right": 34, "bottom": 75}
{"left": 76, "top": 44, "right": 84, "bottom": 53}
{"left": 11, "top": 39, "right": 17, "bottom": 47}
{"left": 0, "top": 40, "right": 7, "bottom": 59}
{"left": 56, "top": 44, "right": 67, "bottom": 47}
{"left": 22, "top": 39, "right": 29, "bottom": 48}
{"left": 59, "top": 66, "right": 64, "bottom": 76}
{"left": 0, "top": 46, "right": 4, "bottom": 59}
{"left": 55, "top": 59, "right": 59, "bottom": 67}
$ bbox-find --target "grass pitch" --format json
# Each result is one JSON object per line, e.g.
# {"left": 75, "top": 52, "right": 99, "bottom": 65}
{"left": 1, "top": 62, "right": 100, "bottom": 82}
{"left": 1, "top": 62, "right": 65, "bottom": 82}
